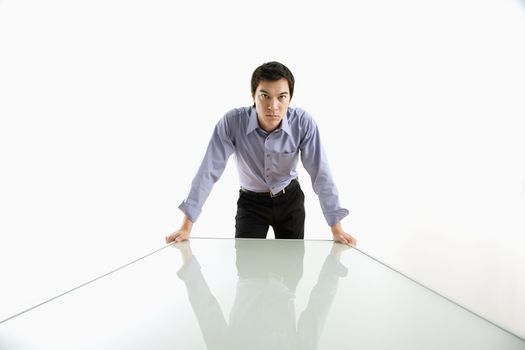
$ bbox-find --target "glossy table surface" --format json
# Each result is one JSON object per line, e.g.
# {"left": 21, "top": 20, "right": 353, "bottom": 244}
{"left": 1, "top": 238, "right": 523, "bottom": 350}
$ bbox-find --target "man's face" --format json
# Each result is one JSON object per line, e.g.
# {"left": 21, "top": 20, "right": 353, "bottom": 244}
{"left": 253, "top": 78, "right": 291, "bottom": 133}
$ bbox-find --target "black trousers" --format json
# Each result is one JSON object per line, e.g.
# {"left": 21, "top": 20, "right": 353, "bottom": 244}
{"left": 235, "top": 180, "right": 305, "bottom": 239}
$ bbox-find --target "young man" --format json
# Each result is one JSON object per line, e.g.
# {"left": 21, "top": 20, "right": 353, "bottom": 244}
{"left": 165, "top": 61, "right": 356, "bottom": 245}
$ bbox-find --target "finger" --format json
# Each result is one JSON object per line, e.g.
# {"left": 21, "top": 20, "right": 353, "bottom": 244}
{"left": 338, "top": 237, "right": 348, "bottom": 245}
{"left": 166, "top": 232, "right": 180, "bottom": 244}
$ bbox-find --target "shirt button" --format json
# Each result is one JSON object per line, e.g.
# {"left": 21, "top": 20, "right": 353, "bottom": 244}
{"left": 266, "top": 168, "right": 270, "bottom": 171}
{"left": 266, "top": 154, "right": 270, "bottom": 158}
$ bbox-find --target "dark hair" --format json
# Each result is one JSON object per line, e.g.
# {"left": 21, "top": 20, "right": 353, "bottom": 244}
{"left": 251, "top": 61, "right": 295, "bottom": 99}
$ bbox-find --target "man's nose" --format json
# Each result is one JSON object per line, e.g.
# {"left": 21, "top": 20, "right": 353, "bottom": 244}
{"left": 268, "top": 98, "right": 279, "bottom": 110}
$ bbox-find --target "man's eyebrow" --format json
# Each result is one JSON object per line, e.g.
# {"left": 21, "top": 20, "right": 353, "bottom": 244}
{"left": 258, "top": 89, "right": 289, "bottom": 95}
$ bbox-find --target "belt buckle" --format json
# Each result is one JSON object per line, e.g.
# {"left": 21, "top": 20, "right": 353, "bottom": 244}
{"left": 270, "top": 188, "right": 285, "bottom": 198}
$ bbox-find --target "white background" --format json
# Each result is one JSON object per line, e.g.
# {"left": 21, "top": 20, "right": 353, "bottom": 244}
{"left": 1, "top": 0, "right": 524, "bottom": 339}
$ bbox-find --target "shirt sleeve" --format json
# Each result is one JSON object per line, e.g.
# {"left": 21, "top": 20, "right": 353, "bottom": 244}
{"left": 299, "top": 113, "right": 349, "bottom": 226}
{"left": 178, "top": 113, "right": 235, "bottom": 223}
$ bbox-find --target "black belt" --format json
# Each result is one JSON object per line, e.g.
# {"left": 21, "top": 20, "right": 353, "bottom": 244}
{"left": 240, "top": 179, "right": 299, "bottom": 198}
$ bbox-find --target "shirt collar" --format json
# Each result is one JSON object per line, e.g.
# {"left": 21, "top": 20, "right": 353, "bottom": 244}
{"left": 246, "top": 107, "right": 259, "bottom": 135}
{"left": 246, "top": 107, "right": 292, "bottom": 136}
{"left": 280, "top": 111, "right": 291, "bottom": 135}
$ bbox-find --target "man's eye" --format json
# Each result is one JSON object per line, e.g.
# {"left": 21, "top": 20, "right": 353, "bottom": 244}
{"left": 279, "top": 95, "right": 288, "bottom": 100}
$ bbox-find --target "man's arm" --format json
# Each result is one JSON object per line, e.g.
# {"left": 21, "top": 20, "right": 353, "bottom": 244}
{"left": 298, "top": 111, "right": 356, "bottom": 245}
{"left": 166, "top": 112, "right": 236, "bottom": 243}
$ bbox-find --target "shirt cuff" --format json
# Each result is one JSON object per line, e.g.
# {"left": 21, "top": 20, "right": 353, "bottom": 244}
{"left": 178, "top": 200, "right": 202, "bottom": 223}
{"left": 324, "top": 208, "right": 349, "bottom": 227}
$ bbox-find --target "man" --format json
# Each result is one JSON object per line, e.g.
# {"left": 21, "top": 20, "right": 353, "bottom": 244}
{"left": 165, "top": 61, "right": 356, "bottom": 245}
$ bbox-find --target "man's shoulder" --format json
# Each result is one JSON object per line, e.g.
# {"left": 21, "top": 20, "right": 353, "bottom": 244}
{"left": 219, "top": 107, "right": 253, "bottom": 131}
{"left": 224, "top": 106, "right": 252, "bottom": 119}
{"left": 287, "top": 107, "right": 315, "bottom": 125}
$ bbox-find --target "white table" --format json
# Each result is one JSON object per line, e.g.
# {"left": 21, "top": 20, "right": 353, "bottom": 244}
{"left": 1, "top": 238, "right": 523, "bottom": 349}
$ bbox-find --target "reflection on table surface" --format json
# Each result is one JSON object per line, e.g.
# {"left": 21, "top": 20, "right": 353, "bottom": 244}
{"left": 0, "top": 238, "right": 523, "bottom": 350}
{"left": 175, "top": 239, "right": 348, "bottom": 350}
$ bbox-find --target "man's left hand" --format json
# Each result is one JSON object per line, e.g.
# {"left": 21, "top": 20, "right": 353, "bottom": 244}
{"left": 331, "top": 222, "right": 357, "bottom": 246}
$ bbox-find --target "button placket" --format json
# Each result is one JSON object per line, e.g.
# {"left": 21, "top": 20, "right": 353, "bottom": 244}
{"left": 264, "top": 133, "right": 275, "bottom": 183}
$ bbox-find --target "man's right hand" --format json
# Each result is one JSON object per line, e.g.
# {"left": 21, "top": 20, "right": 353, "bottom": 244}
{"left": 165, "top": 229, "right": 190, "bottom": 244}
{"left": 165, "top": 216, "right": 193, "bottom": 244}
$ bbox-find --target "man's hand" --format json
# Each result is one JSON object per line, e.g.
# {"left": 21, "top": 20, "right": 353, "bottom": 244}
{"left": 165, "top": 216, "right": 193, "bottom": 244}
{"left": 165, "top": 229, "right": 190, "bottom": 244}
{"left": 331, "top": 222, "right": 357, "bottom": 246}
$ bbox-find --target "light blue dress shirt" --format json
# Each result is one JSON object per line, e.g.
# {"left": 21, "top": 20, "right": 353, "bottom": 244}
{"left": 179, "top": 106, "right": 349, "bottom": 226}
